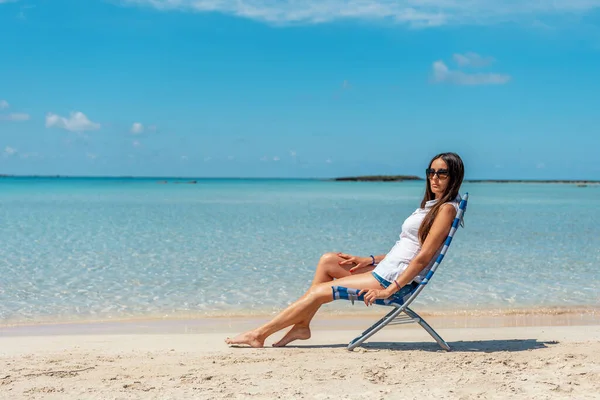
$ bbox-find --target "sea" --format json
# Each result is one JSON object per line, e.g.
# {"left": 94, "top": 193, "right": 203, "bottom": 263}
{"left": 1, "top": 177, "right": 599, "bottom": 326}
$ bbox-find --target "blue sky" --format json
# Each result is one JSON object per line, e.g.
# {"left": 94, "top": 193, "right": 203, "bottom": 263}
{"left": 1, "top": 0, "right": 599, "bottom": 179}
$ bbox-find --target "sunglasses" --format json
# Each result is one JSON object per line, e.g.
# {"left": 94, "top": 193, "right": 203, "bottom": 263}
{"left": 426, "top": 168, "right": 450, "bottom": 180}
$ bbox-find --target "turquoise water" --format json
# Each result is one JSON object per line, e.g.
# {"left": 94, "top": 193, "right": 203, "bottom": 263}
{"left": 1, "top": 177, "right": 599, "bottom": 324}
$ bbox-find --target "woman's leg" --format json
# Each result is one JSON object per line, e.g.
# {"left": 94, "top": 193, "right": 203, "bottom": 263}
{"left": 272, "top": 252, "right": 376, "bottom": 347}
{"left": 225, "top": 272, "right": 382, "bottom": 348}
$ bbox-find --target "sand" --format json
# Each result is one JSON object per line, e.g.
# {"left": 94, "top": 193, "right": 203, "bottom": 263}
{"left": 1, "top": 321, "right": 599, "bottom": 400}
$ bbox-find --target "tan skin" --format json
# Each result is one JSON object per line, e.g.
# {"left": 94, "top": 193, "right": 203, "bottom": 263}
{"left": 225, "top": 157, "right": 457, "bottom": 348}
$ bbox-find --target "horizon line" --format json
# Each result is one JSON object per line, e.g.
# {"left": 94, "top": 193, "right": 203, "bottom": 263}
{"left": 1, "top": 174, "right": 599, "bottom": 183}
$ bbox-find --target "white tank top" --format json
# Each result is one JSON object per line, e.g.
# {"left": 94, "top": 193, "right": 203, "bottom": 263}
{"left": 373, "top": 195, "right": 461, "bottom": 283}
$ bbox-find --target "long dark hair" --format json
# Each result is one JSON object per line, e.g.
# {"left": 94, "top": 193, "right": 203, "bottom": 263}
{"left": 418, "top": 152, "right": 464, "bottom": 244}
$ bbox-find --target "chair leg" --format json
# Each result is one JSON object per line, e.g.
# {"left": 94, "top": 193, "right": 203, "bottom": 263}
{"left": 404, "top": 307, "right": 451, "bottom": 351}
{"left": 347, "top": 307, "right": 404, "bottom": 351}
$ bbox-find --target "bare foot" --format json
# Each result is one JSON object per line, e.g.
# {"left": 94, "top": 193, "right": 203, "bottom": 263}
{"left": 273, "top": 326, "right": 311, "bottom": 347}
{"left": 225, "top": 331, "right": 264, "bottom": 348}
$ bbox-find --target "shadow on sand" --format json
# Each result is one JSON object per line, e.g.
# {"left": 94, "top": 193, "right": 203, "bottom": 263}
{"left": 284, "top": 339, "right": 558, "bottom": 353}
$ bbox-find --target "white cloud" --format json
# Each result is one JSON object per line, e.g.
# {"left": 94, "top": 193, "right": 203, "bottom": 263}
{"left": 45, "top": 111, "right": 100, "bottom": 132}
{"left": 4, "top": 146, "right": 17, "bottom": 156}
{"left": 432, "top": 60, "right": 511, "bottom": 85}
{"left": 453, "top": 52, "right": 494, "bottom": 68}
{"left": 118, "top": 0, "right": 600, "bottom": 27}
{"left": 0, "top": 113, "right": 30, "bottom": 121}
{"left": 87, "top": 153, "right": 97, "bottom": 160}
{"left": 20, "top": 152, "right": 40, "bottom": 159}
{"left": 325, "top": 158, "right": 333, "bottom": 164}
{"left": 131, "top": 122, "right": 144, "bottom": 134}
{"left": 0, "top": 100, "right": 30, "bottom": 121}
{"left": 260, "top": 155, "right": 283, "bottom": 161}
{"left": 290, "top": 150, "right": 296, "bottom": 157}
{"left": 132, "top": 140, "right": 142, "bottom": 147}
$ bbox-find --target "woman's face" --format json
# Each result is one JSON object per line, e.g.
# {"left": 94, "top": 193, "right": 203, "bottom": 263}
{"left": 428, "top": 157, "right": 450, "bottom": 198}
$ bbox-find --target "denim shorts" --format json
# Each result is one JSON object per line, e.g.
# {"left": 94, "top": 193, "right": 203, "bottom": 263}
{"left": 372, "top": 272, "right": 419, "bottom": 298}
{"left": 372, "top": 271, "right": 392, "bottom": 288}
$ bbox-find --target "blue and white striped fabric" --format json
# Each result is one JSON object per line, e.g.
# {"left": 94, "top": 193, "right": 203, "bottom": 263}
{"left": 332, "top": 281, "right": 419, "bottom": 307}
{"left": 332, "top": 193, "right": 469, "bottom": 307}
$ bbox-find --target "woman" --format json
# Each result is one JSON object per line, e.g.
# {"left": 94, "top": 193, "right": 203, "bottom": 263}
{"left": 226, "top": 152, "right": 465, "bottom": 348}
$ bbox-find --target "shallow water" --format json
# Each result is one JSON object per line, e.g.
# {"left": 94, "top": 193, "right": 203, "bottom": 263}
{"left": 1, "top": 177, "right": 599, "bottom": 324}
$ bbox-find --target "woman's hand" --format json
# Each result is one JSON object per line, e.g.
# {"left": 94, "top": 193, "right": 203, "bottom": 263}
{"left": 337, "top": 252, "right": 373, "bottom": 273}
{"left": 358, "top": 287, "right": 394, "bottom": 306}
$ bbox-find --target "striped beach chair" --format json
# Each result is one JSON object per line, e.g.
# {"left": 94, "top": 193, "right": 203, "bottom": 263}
{"left": 332, "top": 193, "right": 469, "bottom": 351}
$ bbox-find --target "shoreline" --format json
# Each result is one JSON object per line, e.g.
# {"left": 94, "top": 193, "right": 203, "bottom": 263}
{"left": 2, "top": 307, "right": 599, "bottom": 337}
{"left": 2, "top": 305, "right": 598, "bottom": 325}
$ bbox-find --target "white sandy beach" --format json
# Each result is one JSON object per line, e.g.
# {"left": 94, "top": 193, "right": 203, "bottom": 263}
{"left": 1, "top": 321, "right": 599, "bottom": 400}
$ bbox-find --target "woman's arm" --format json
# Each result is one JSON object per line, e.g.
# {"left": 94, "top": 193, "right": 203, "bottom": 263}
{"left": 372, "top": 254, "right": 386, "bottom": 264}
{"left": 391, "top": 203, "right": 457, "bottom": 290}
{"left": 337, "top": 253, "right": 387, "bottom": 272}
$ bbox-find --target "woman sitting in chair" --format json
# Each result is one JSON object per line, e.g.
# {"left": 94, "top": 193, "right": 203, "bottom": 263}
{"left": 226, "top": 152, "right": 465, "bottom": 348}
